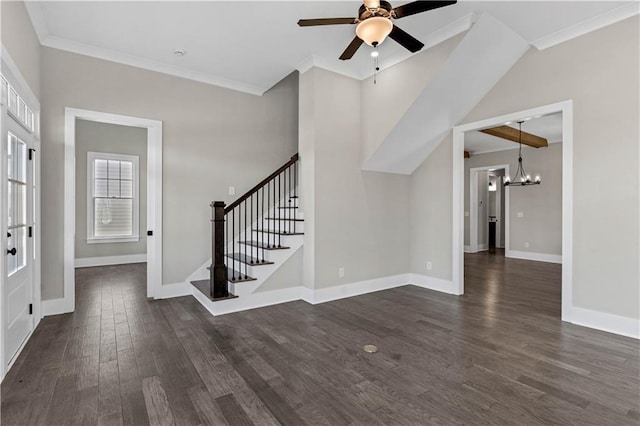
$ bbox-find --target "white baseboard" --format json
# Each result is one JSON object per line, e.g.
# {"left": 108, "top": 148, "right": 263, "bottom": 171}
{"left": 154, "top": 282, "right": 193, "bottom": 299}
{"left": 565, "top": 306, "right": 639, "bottom": 339}
{"left": 42, "top": 297, "right": 73, "bottom": 317}
{"left": 506, "top": 250, "right": 562, "bottom": 264}
{"left": 193, "top": 286, "right": 304, "bottom": 316}
{"left": 410, "top": 273, "right": 460, "bottom": 295}
{"left": 464, "top": 245, "right": 473, "bottom": 253}
{"left": 302, "top": 274, "right": 411, "bottom": 305}
{"left": 75, "top": 254, "right": 147, "bottom": 268}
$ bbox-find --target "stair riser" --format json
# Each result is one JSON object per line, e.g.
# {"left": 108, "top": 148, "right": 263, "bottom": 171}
{"left": 257, "top": 222, "right": 304, "bottom": 233}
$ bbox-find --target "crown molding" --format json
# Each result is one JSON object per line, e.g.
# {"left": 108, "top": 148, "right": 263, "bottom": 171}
{"left": 41, "top": 36, "right": 267, "bottom": 96}
{"left": 531, "top": 2, "right": 640, "bottom": 50}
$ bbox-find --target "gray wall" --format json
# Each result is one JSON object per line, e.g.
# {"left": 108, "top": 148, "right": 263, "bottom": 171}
{"left": 300, "top": 67, "right": 411, "bottom": 289}
{"left": 410, "top": 16, "right": 639, "bottom": 319}
{"left": 75, "top": 120, "right": 147, "bottom": 259}
{"left": 464, "top": 144, "right": 562, "bottom": 255}
{"left": 40, "top": 47, "right": 298, "bottom": 299}
{"left": 1, "top": 1, "right": 40, "bottom": 97}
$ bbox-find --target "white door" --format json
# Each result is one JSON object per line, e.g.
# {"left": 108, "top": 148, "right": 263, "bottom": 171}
{"left": 4, "top": 125, "right": 35, "bottom": 365}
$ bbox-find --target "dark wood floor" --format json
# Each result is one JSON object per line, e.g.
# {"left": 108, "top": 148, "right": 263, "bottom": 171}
{"left": 2, "top": 254, "right": 639, "bottom": 425}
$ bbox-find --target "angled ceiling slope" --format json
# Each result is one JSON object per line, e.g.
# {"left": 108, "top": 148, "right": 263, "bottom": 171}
{"left": 363, "top": 13, "right": 530, "bottom": 175}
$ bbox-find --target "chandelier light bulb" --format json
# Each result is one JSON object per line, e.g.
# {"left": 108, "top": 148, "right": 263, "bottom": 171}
{"left": 371, "top": 50, "right": 379, "bottom": 58}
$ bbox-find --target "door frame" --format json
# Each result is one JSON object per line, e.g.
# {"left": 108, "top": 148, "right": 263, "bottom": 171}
{"left": 469, "top": 164, "right": 509, "bottom": 253}
{"left": 63, "top": 108, "right": 163, "bottom": 312}
{"left": 1, "top": 47, "right": 42, "bottom": 380}
{"left": 452, "top": 100, "right": 573, "bottom": 320}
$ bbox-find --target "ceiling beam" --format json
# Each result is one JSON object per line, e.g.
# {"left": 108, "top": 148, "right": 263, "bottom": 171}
{"left": 480, "top": 126, "right": 548, "bottom": 148}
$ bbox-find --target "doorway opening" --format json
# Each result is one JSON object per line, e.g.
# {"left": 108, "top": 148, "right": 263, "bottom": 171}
{"left": 452, "top": 101, "right": 573, "bottom": 321}
{"left": 468, "top": 165, "right": 509, "bottom": 255}
{"left": 63, "top": 109, "right": 163, "bottom": 313}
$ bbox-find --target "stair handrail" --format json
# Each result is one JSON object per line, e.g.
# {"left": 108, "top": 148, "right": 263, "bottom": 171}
{"left": 225, "top": 154, "right": 299, "bottom": 213}
{"left": 209, "top": 153, "right": 299, "bottom": 300}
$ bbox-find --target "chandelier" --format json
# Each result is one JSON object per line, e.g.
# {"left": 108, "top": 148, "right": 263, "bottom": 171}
{"left": 504, "top": 121, "right": 541, "bottom": 187}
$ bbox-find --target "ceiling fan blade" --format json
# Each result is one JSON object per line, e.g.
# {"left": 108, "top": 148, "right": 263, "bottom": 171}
{"left": 339, "top": 36, "right": 364, "bottom": 60}
{"left": 393, "top": 1, "right": 457, "bottom": 19}
{"left": 389, "top": 25, "right": 424, "bottom": 52}
{"left": 298, "top": 18, "right": 357, "bottom": 27}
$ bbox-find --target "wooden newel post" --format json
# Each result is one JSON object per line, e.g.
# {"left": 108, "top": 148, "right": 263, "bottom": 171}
{"left": 211, "top": 201, "right": 229, "bottom": 299}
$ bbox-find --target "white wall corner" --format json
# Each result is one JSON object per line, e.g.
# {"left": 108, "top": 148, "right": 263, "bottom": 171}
{"left": 565, "top": 306, "right": 639, "bottom": 339}
{"left": 410, "top": 273, "right": 461, "bottom": 295}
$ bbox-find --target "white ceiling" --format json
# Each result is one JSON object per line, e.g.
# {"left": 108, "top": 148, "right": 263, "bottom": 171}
{"left": 25, "top": 1, "right": 638, "bottom": 95}
{"left": 464, "top": 112, "right": 563, "bottom": 155}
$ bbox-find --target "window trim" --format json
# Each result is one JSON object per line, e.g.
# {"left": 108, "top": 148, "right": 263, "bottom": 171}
{"left": 86, "top": 151, "right": 140, "bottom": 244}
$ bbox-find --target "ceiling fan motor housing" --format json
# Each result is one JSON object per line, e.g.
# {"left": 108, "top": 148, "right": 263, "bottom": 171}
{"left": 358, "top": 1, "right": 393, "bottom": 21}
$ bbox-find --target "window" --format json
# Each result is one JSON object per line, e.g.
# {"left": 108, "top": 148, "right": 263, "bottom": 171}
{"left": 2, "top": 74, "right": 35, "bottom": 133}
{"left": 87, "top": 152, "right": 139, "bottom": 243}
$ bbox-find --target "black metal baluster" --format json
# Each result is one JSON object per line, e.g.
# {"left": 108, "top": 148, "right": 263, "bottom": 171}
{"left": 250, "top": 194, "right": 254, "bottom": 265}
{"left": 232, "top": 209, "right": 235, "bottom": 281}
{"left": 267, "top": 179, "right": 271, "bottom": 248}
{"left": 225, "top": 211, "right": 228, "bottom": 278}
{"left": 287, "top": 166, "right": 291, "bottom": 234}
{"left": 261, "top": 186, "right": 265, "bottom": 261}
{"left": 278, "top": 173, "right": 282, "bottom": 248}
{"left": 244, "top": 201, "right": 247, "bottom": 278}
{"left": 292, "top": 162, "right": 296, "bottom": 234}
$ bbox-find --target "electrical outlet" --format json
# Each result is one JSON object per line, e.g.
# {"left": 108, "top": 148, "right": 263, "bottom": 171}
{"left": 524, "top": 242, "right": 530, "bottom": 248}
{"left": 338, "top": 267, "right": 344, "bottom": 278}
{"left": 426, "top": 261, "right": 432, "bottom": 271}
{"left": 229, "top": 186, "right": 235, "bottom": 195}
{"left": 517, "top": 211, "right": 524, "bottom": 218}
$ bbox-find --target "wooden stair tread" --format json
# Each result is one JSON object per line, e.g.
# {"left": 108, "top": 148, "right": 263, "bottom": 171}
{"left": 190, "top": 279, "right": 238, "bottom": 301}
{"left": 205, "top": 266, "right": 258, "bottom": 282}
{"left": 252, "top": 229, "right": 304, "bottom": 236}
{"left": 239, "top": 240, "right": 290, "bottom": 250}
{"left": 266, "top": 217, "right": 304, "bottom": 221}
{"left": 277, "top": 206, "right": 298, "bottom": 209}
{"left": 226, "top": 253, "right": 274, "bottom": 265}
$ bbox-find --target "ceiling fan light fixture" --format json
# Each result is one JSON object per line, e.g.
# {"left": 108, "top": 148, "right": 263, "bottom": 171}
{"left": 356, "top": 17, "right": 393, "bottom": 46}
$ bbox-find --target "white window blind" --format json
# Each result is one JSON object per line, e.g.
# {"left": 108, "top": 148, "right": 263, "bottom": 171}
{"left": 87, "top": 152, "right": 139, "bottom": 243}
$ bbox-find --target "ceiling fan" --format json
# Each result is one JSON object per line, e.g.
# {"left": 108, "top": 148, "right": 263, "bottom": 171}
{"left": 298, "top": 0, "right": 457, "bottom": 60}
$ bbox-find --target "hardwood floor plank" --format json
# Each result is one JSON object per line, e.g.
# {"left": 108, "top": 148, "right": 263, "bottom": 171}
{"left": 141, "top": 376, "right": 175, "bottom": 426}
{"left": 215, "top": 393, "right": 254, "bottom": 426}
{"left": 2, "top": 259, "right": 638, "bottom": 425}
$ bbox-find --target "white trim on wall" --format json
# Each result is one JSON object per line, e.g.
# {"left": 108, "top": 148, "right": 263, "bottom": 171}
{"left": 530, "top": 3, "right": 640, "bottom": 51}
{"left": 63, "top": 108, "right": 163, "bottom": 316}
{"left": 301, "top": 274, "right": 410, "bottom": 305}
{"left": 567, "top": 306, "right": 639, "bottom": 339}
{"left": 506, "top": 250, "right": 562, "bottom": 264}
{"left": 453, "top": 100, "right": 574, "bottom": 324}
{"left": 410, "top": 274, "right": 459, "bottom": 295}
{"left": 75, "top": 254, "right": 147, "bottom": 268}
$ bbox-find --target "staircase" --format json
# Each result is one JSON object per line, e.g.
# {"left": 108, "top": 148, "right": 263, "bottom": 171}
{"left": 191, "top": 154, "right": 303, "bottom": 304}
